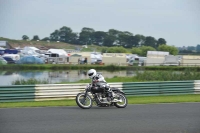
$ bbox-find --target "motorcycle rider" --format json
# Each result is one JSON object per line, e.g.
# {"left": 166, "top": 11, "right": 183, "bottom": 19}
{"left": 87, "top": 69, "right": 115, "bottom": 99}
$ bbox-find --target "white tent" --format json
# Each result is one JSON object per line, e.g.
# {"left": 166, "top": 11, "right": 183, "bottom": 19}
{"left": 24, "top": 47, "right": 39, "bottom": 51}
{"left": 47, "top": 49, "right": 69, "bottom": 57}
{"left": 147, "top": 51, "right": 169, "bottom": 57}
{"left": 91, "top": 53, "right": 102, "bottom": 60}
{"left": 21, "top": 46, "right": 40, "bottom": 56}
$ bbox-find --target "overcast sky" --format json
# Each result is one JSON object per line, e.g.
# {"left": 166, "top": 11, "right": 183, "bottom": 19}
{"left": 0, "top": 0, "right": 199, "bottom": 47}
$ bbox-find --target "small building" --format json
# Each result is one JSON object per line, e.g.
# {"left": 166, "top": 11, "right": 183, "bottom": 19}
{"left": 69, "top": 54, "right": 82, "bottom": 64}
{"left": 75, "top": 52, "right": 91, "bottom": 64}
{"left": 146, "top": 51, "right": 169, "bottom": 66}
{"left": 181, "top": 55, "right": 200, "bottom": 66}
{"left": 102, "top": 53, "right": 127, "bottom": 66}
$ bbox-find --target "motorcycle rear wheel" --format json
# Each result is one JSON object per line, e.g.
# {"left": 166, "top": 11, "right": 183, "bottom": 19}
{"left": 76, "top": 93, "right": 92, "bottom": 109}
{"left": 114, "top": 93, "right": 128, "bottom": 108}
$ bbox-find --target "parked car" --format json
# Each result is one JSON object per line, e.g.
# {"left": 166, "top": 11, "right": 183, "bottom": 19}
{"left": 2, "top": 57, "right": 16, "bottom": 64}
{"left": 96, "top": 59, "right": 102, "bottom": 64}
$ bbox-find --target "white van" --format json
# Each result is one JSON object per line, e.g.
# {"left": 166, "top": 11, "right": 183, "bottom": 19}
{"left": 45, "top": 53, "right": 69, "bottom": 64}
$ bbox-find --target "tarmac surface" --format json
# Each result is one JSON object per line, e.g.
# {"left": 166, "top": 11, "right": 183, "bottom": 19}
{"left": 0, "top": 103, "right": 200, "bottom": 133}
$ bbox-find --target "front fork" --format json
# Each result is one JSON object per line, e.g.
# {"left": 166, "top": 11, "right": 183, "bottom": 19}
{"left": 80, "top": 90, "right": 88, "bottom": 105}
{"left": 84, "top": 89, "right": 88, "bottom": 98}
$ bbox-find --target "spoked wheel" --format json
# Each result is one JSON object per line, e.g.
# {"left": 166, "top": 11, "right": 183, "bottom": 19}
{"left": 76, "top": 93, "right": 92, "bottom": 109}
{"left": 114, "top": 93, "right": 128, "bottom": 108}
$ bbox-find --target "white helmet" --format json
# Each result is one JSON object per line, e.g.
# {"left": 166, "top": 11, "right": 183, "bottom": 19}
{"left": 87, "top": 69, "right": 97, "bottom": 79}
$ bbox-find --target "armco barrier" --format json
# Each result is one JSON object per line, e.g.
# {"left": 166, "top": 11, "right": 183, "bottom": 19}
{"left": 34, "top": 82, "right": 123, "bottom": 101}
{"left": 0, "top": 81, "right": 197, "bottom": 102}
{"left": 123, "top": 81, "right": 194, "bottom": 96}
{"left": 0, "top": 85, "right": 35, "bottom": 102}
{"left": 194, "top": 80, "right": 200, "bottom": 94}
{"left": 35, "top": 83, "right": 87, "bottom": 101}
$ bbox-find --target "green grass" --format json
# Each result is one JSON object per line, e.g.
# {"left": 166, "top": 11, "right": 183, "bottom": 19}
{"left": 1, "top": 64, "right": 200, "bottom": 71}
{"left": 127, "top": 94, "right": 200, "bottom": 104}
{"left": 59, "top": 69, "right": 200, "bottom": 84}
{"left": 0, "top": 64, "right": 127, "bottom": 71}
{"left": 0, "top": 94, "right": 199, "bottom": 108}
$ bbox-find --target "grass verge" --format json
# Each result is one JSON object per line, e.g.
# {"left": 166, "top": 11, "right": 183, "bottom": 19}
{"left": 0, "top": 94, "right": 200, "bottom": 108}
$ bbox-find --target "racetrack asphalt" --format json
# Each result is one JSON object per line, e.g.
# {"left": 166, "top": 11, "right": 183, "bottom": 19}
{"left": 0, "top": 103, "right": 200, "bottom": 133}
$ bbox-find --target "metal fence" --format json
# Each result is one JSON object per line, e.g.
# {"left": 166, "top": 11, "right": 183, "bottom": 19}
{"left": 194, "top": 80, "right": 200, "bottom": 94}
{"left": 0, "top": 81, "right": 198, "bottom": 102}
{"left": 0, "top": 85, "right": 35, "bottom": 102}
{"left": 123, "top": 81, "right": 194, "bottom": 96}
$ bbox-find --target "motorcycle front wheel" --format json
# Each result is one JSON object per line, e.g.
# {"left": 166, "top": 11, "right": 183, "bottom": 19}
{"left": 76, "top": 93, "right": 92, "bottom": 109}
{"left": 114, "top": 92, "right": 128, "bottom": 108}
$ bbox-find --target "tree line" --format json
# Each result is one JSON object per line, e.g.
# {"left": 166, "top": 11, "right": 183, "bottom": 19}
{"left": 102, "top": 45, "right": 178, "bottom": 56}
{"left": 22, "top": 26, "right": 167, "bottom": 49}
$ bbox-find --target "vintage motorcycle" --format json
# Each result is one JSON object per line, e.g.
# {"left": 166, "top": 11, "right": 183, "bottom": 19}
{"left": 76, "top": 83, "right": 128, "bottom": 109}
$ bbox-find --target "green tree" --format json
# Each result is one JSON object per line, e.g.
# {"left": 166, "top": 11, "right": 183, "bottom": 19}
{"left": 157, "top": 38, "right": 167, "bottom": 46}
{"left": 108, "top": 29, "right": 121, "bottom": 38}
{"left": 131, "top": 47, "right": 142, "bottom": 55}
{"left": 144, "top": 36, "right": 157, "bottom": 48}
{"left": 50, "top": 30, "right": 59, "bottom": 41}
{"left": 140, "top": 46, "right": 156, "bottom": 56}
{"left": 32, "top": 35, "right": 40, "bottom": 41}
{"left": 93, "top": 31, "right": 107, "bottom": 45}
{"left": 47, "top": 26, "right": 168, "bottom": 49}
{"left": 101, "top": 47, "right": 107, "bottom": 53}
{"left": 41, "top": 37, "right": 50, "bottom": 41}
{"left": 196, "top": 44, "right": 200, "bottom": 52}
{"left": 22, "top": 35, "right": 29, "bottom": 40}
{"left": 103, "top": 35, "right": 116, "bottom": 47}
{"left": 106, "top": 46, "right": 128, "bottom": 53}
{"left": 70, "top": 32, "right": 79, "bottom": 44}
{"left": 158, "top": 45, "right": 178, "bottom": 55}
{"left": 79, "top": 27, "right": 95, "bottom": 45}
{"left": 123, "top": 31, "right": 133, "bottom": 36}
{"left": 130, "top": 36, "right": 140, "bottom": 47}
{"left": 135, "top": 34, "right": 145, "bottom": 46}
{"left": 59, "top": 26, "right": 73, "bottom": 43}
{"left": 187, "top": 46, "right": 196, "bottom": 51}
{"left": 101, "top": 46, "right": 128, "bottom": 53}
{"left": 118, "top": 31, "right": 134, "bottom": 48}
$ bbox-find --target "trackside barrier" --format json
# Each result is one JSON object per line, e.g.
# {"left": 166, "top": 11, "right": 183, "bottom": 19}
{"left": 0, "top": 85, "right": 35, "bottom": 102}
{"left": 35, "top": 83, "right": 123, "bottom": 101}
{"left": 0, "top": 81, "right": 198, "bottom": 102}
{"left": 35, "top": 83, "right": 87, "bottom": 101}
{"left": 194, "top": 80, "right": 200, "bottom": 94}
{"left": 122, "top": 81, "right": 194, "bottom": 96}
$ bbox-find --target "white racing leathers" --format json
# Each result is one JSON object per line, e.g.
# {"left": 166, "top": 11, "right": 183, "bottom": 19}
{"left": 92, "top": 74, "right": 111, "bottom": 92}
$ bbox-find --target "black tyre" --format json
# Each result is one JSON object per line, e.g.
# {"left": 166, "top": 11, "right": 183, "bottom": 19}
{"left": 76, "top": 93, "right": 92, "bottom": 109}
{"left": 114, "top": 93, "right": 128, "bottom": 108}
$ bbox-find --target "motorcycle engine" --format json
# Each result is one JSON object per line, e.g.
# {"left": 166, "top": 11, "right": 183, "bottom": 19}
{"left": 97, "top": 93, "right": 111, "bottom": 103}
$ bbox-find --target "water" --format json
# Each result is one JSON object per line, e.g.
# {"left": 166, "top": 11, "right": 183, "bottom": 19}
{"left": 0, "top": 70, "right": 138, "bottom": 85}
